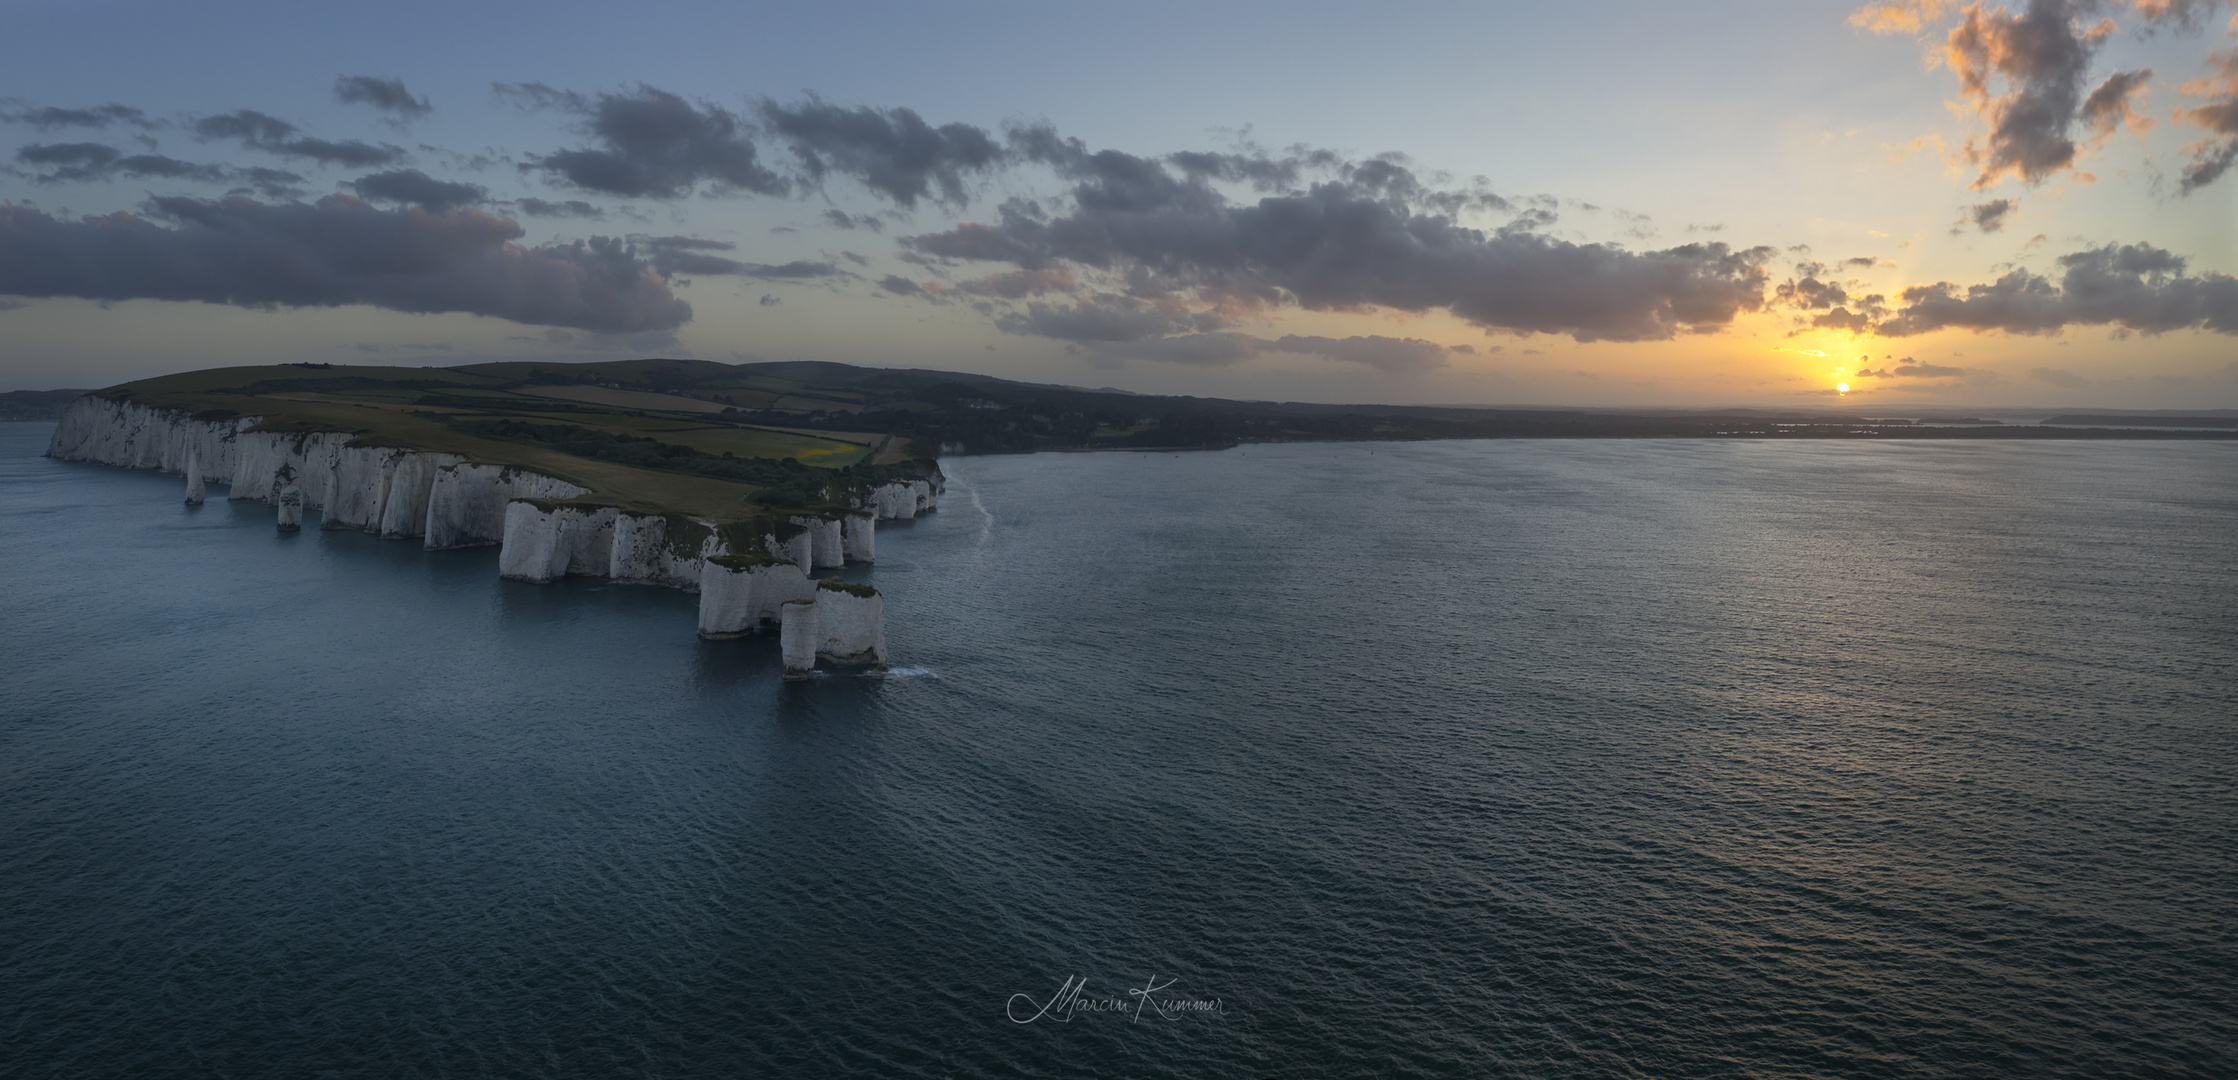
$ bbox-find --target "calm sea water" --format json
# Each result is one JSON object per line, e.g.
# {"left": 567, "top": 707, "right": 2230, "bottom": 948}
{"left": 3, "top": 420, "right": 2234, "bottom": 1079}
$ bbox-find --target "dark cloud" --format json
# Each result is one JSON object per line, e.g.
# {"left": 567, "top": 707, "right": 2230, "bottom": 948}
{"left": 645, "top": 237, "right": 746, "bottom": 276}
{"left": 1, "top": 103, "right": 153, "bottom": 130}
{"left": 1841, "top": 255, "right": 1886, "bottom": 269}
{"left": 1944, "top": 0, "right": 2116, "bottom": 186}
{"left": 1863, "top": 0, "right": 2215, "bottom": 187}
{"left": 878, "top": 275, "right": 926, "bottom": 296}
{"left": 759, "top": 293, "right": 781, "bottom": 306}
{"left": 233, "top": 167, "right": 308, "bottom": 198}
{"left": 2081, "top": 68, "right": 2154, "bottom": 138}
{"left": 349, "top": 168, "right": 486, "bottom": 210}
{"left": 957, "top": 268, "right": 1077, "bottom": 298}
{"left": 995, "top": 294, "right": 1223, "bottom": 342}
{"left": 515, "top": 197, "right": 605, "bottom": 219}
{"left": 1778, "top": 261, "right": 1859, "bottom": 308}
{"left": 505, "top": 84, "right": 785, "bottom": 199}
{"left": 334, "top": 76, "right": 433, "bottom": 121}
{"left": 2177, "top": 49, "right": 2238, "bottom": 192}
{"left": 1165, "top": 146, "right": 1344, "bottom": 192}
{"left": 2131, "top": 0, "right": 2224, "bottom": 32}
{"left": 14, "top": 142, "right": 300, "bottom": 194}
{"left": 640, "top": 236, "right": 839, "bottom": 278}
{"left": 908, "top": 149, "right": 1772, "bottom": 343}
{"left": 759, "top": 98, "right": 1004, "bottom": 209}
{"left": 191, "top": 109, "right": 404, "bottom": 168}
{"left": 0, "top": 194, "right": 690, "bottom": 333}
{"left": 1960, "top": 197, "right": 2019, "bottom": 232}
{"left": 822, "top": 208, "right": 883, "bottom": 232}
{"left": 1269, "top": 334, "right": 1450, "bottom": 373}
{"left": 1868, "top": 242, "right": 2238, "bottom": 336}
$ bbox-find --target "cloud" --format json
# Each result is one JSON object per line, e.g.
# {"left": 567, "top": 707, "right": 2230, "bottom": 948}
{"left": 994, "top": 294, "right": 1214, "bottom": 341}
{"left": 640, "top": 236, "right": 841, "bottom": 279}
{"left": 1857, "top": 0, "right": 2202, "bottom": 188}
{"left": 505, "top": 83, "right": 786, "bottom": 199}
{"left": 1959, "top": 196, "right": 2019, "bottom": 232}
{"left": 638, "top": 237, "right": 840, "bottom": 279}
{"left": 14, "top": 142, "right": 303, "bottom": 195}
{"left": 957, "top": 267, "right": 1077, "bottom": 298}
{"left": 1854, "top": 356, "right": 1979, "bottom": 377}
{"left": 823, "top": 209, "right": 883, "bottom": 231}
{"left": 759, "top": 293, "right": 780, "bottom": 306}
{"left": 0, "top": 103, "right": 154, "bottom": 130}
{"left": 1891, "top": 360, "right": 1976, "bottom": 375}
{"left": 514, "top": 197, "right": 605, "bottom": 219}
{"left": 2131, "top": 0, "right": 2225, "bottom": 31}
{"left": 2081, "top": 67, "right": 2155, "bottom": 137}
{"left": 0, "top": 194, "right": 690, "bottom": 333}
{"left": 1070, "top": 330, "right": 1454, "bottom": 372}
{"left": 1946, "top": 2, "right": 2127, "bottom": 187}
{"left": 759, "top": 97, "right": 1005, "bottom": 209}
{"left": 907, "top": 147, "right": 1774, "bottom": 343}
{"left": 2176, "top": 48, "right": 2238, "bottom": 192}
{"left": 334, "top": 76, "right": 433, "bottom": 122}
{"left": 878, "top": 275, "right": 926, "bottom": 296}
{"left": 1269, "top": 334, "right": 1450, "bottom": 373}
{"left": 1870, "top": 241, "right": 2238, "bottom": 335}
{"left": 191, "top": 109, "right": 404, "bottom": 168}
{"left": 1850, "top": 0, "right": 1958, "bottom": 34}
{"left": 18, "top": 142, "right": 220, "bottom": 184}
{"left": 1778, "top": 261, "right": 1860, "bottom": 308}
{"left": 349, "top": 168, "right": 486, "bottom": 210}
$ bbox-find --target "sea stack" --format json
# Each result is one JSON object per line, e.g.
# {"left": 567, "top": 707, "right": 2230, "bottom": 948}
{"left": 780, "top": 600, "right": 819, "bottom": 679}
{"left": 812, "top": 579, "right": 886, "bottom": 667}
{"left": 183, "top": 450, "right": 204, "bottom": 506}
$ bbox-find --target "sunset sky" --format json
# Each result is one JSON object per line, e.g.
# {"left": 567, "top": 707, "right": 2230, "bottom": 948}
{"left": 2, "top": 0, "right": 2234, "bottom": 408}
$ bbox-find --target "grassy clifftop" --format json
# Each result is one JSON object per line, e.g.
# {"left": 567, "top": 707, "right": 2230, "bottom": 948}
{"left": 96, "top": 359, "right": 935, "bottom": 521}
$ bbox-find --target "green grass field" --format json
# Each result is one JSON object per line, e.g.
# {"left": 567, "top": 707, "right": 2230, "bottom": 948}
{"left": 99, "top": 361, "right": 903, "bottom": 521}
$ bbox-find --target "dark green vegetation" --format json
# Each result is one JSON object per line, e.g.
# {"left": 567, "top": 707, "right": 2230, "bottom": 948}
{"left": 88, "top": 359, "right": 943, "bottom": 522}
{"left": 817, "top": 577, "right": 880, "bottom": 598}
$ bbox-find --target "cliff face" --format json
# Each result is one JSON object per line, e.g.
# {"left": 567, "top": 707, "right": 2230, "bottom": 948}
{"left": 50, "top": 395, "right": 931, "bottom": 676}
{"left": 498, "top": 502, "right": 620, "bottom": 583}
{"left": 697, "top": 558, "right": 818, "bottom": 638}
{"left": 48, "top": 397, "right": 592, "bottom": 547}
{"left": 811, "top": 583, "right": 886, "bottom": 665}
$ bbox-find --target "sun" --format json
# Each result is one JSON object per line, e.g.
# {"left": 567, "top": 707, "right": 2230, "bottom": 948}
{"left": 1837, "top": 382, "right": 1851, "bottom": 393}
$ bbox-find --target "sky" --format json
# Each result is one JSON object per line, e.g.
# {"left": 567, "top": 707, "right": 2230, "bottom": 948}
{"left": 2, "top": 0, "right": 2234, "bottom": 408}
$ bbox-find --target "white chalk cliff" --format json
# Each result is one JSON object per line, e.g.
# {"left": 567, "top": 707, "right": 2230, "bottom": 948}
{"left": 49, "top": 395, "right": 941, "bottom": 676}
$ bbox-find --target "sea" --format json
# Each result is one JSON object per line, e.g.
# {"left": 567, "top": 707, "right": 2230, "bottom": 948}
{"left": 3, "top": 419, "right": 2233, "bottom": 1079}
